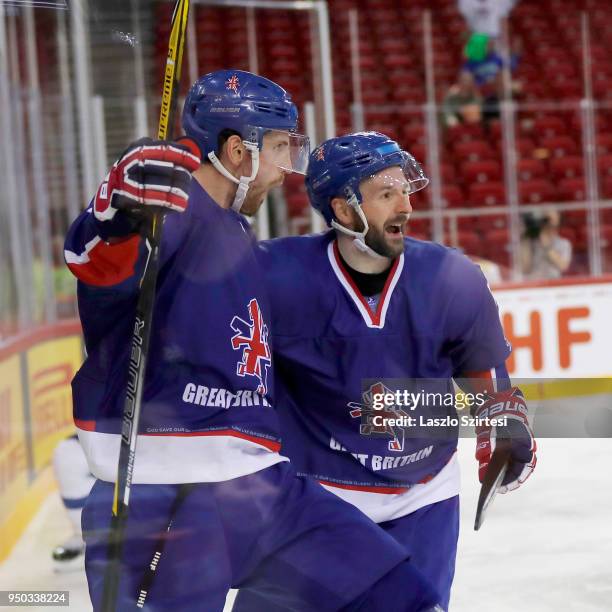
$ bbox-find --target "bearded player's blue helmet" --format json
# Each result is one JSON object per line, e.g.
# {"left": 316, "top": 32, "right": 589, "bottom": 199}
{"left": 182, "top": 69, "right": 309, "bottom": 210}
{"left": 306, "top": 132, "right": 429, "bottom": 227}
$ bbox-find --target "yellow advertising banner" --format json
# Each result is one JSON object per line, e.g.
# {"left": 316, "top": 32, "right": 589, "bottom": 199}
{"left": 26, "top": 337, "right": 81, "bottom": 472}
{"left": 0, "top": 355, "right": 28, "bottom": 530}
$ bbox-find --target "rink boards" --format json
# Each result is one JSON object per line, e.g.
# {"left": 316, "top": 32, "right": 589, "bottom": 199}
{"left": 0, "top": 322, "right": 82, "bottom": 561}
{"left": 1, "top": 275, "right": 612, "bottom": 563}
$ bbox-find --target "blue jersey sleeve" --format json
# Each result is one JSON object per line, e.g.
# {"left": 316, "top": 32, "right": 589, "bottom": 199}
{"left": 64, "top": 202, "right": 188, "bottom": 355}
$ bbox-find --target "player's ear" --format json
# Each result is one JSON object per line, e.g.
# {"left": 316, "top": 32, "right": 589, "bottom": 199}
{"left": 222, "top": 134, "right": 246, "bottom": 170}
{"left": 331, "top": 197, "right": 351, "bottom": 226}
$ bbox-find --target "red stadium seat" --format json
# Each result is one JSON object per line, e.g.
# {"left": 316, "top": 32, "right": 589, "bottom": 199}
{"left": 550, "top": 156, "right": 584, "bottom": 179}
{"left": 379, "top": 38, "right": 410, "bottom": 53}
{"left": 410, "top": 144, "right": 427, "bottom": 164}
{"left": 558, "top": 227, "right": 576, "bottom": 243}
{"left": 482, "top": 229, "right": 511, "bottom": 267}
{"left": 286, "top": 193, "right": 309, "bottom": 217}
{"left": 268, "top": 59, "right": 301, "bottom": 75}
{"left": 478, "top": 214, "right": 509, "bottom": 232}
{"left": 517, "top": 158, "right": 546, "bottom": 180}
{"left": 518, "top": 179, "right": 556, "bottom": 204}
{"left": 383, "top": 54, "right": 414, "bottom": 70}
{"left": 402, "top": 124, "right": 426, "bottom": 146}
{"left": 362, "top": 89, "right": 390, "bottom": 105}
{"left": 456, "top": 231, "right": 483, "bottom": 256}
{"left": 268, "top": 45, "right": 298, "bottom": 59}
{"left": 558, "top": 178, "right": 586, "bottom": 202}
{"left": 461, "top": 160, "right": 502, "bottom": 183}
{"left": 369, "top": 124, "right": 400, "bottom": 141}
{"left": 439, "top": 162, "right": 456, "bottom": 184}
{"left": 440, "top": 185, "right": 465, "bottom": 208}
{"left": 563, "top": 209, "right": 587, "bottom": 227}
{"left": 421, "top": 162, "right": 456, "bottom": 184}
{"left": 389, "top": 84, "right": 426, "bottom": 104}
{"left": 540, "top": 136, "right": 578, "bottom": 158}
{"left": 453, "top": 141, "right": 495, "bottom": 162}
{"left": 533, "top": 116, "right": 568, "bottom": 139}
{"left": 543, "top": 63, "right": 577, "bottom": 80}
{"left": 488, "top": 119, "right": 502, "bottom": 141}
{"left": 574, "top": 226, "right": 589, "bottom": 251}
{"left": 601, "top": 224, "right": 612, "bottom": 261}
{"left": 407, "top": 218, "right": 430, "bottom": 237}
{"left": 366, "top": 110, "right": 394, "bottom": 124}
{"left": 469, "top": 182, "right": 506, "bottom": 207}
{"left": 601, "top": 175, "right": 612, "bottom": 198}
{"left": 455, "top": 215, "right": 480, "bottom": 231}
{"left": 596, "top": 133, "right": 612, "bottom": 155}
{"left": 446, "top": 123, "right": 486, "bottom": 143}
{"left": 594, "top": 79, "right": 612, "bottom": 100}
{"left": 388, "top": 71, "right": 423, "bottom": 93}
{"left": 444, "top": 231, "right": 482, "bottom": 255}
{"left": 516, "top": 138, "right": 537, "bottom": 158}
{"left": 409, "top": 189, "right": 429, "bottom": 210}
{"left": 553, "top": 81, "right": 582, "bottom": 99}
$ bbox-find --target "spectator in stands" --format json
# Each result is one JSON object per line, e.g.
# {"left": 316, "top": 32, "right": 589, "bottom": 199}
{"left": 463, "top": 34, "right": 503, "bottom": 87}
{"left": 442, "top": 71, "right": 483, "bottom": 129}
{"left": 463, "top": 34, "right": 523, "bottom": 127}
{"left": 463, "top": 34, "right": 504, "bottom": 125}
{"left": 520, "top": 208, "right": 572, "bottom": 280}
{"left": 458, "top": 0, "right": 518, "bottom": 39}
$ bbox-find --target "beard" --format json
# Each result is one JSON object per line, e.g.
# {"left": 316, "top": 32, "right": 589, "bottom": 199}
{"left": 348, "top": 208, "right": 405, "bottom": 258}
{"left": 364, "top": 224, "right": 405, "bottom": 258}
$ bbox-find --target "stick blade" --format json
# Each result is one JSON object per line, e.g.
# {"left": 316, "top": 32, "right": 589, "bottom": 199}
{"left": 474, "top": 439, "right": 511, "bottom": 531}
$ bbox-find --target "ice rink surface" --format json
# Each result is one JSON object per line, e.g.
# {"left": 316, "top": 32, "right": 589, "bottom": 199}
{"left": 1, "top": 438, "right": 610, "bottom": 611}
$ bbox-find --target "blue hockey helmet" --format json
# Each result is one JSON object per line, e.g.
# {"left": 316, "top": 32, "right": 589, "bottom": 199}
{"left": 182, "top": 69, "right": 309, "bottom": 211}
{"left": 182, "top": 69, "right": 308, "bottom": 169}
{"left": 306, "top": 132, "right": 429, "bottom": 226}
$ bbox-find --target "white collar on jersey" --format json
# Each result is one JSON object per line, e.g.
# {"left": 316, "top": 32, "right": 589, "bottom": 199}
{"left": 327, "top": 240, "right": 404, "bottom": 329}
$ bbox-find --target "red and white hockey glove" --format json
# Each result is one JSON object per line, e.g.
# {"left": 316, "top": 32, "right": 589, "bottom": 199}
{"left": 473, "top": 388, "right": 537, "bottom": 494}
{"left": 94, "top": 137, "right": 201, "bottom": 223}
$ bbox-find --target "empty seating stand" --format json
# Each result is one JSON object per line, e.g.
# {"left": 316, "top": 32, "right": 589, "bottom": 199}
{"left": 151, "top": 0, "right": 612, "bottom": 269}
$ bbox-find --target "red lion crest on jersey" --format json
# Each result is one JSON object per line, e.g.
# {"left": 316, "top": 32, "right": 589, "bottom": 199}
{"left": 230, "top": 299, "right": 271, "bottom": 396}
{"left": 348, "top": 382, "right": 410, "bottom": 452}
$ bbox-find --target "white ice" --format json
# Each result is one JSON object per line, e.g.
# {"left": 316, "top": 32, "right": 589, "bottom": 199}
{"left": 1, "top": 438, "right": 610, "bottom": 611}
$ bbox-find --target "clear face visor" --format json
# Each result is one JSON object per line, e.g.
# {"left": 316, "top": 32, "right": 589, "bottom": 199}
{"left": 259, "top": 129, "right": 310, "bottom": 175}
{"left": 358, "top": 153, "right": 429, "bottom": 199}
{"left": 399, "top": 152, "right": 429, "bottom": 194}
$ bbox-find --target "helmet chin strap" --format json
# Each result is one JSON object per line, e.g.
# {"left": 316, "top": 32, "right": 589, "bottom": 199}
{"left": 331, "top": 193, "right": 387, "bottom": 261}
{"left": 207, "top": 141, "right": 260, "bottom": 212}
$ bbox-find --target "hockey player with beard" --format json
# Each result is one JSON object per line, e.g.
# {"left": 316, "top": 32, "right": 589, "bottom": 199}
{"left": 234, "top": 132, "right": 537, "bottom": 611}
{"left": 64, "top": 74, "right": 443, "bottom": 611}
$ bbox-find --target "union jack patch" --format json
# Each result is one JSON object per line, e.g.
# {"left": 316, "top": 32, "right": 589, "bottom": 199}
{"left": 315, "top": 147, "right": 325, "bottom": 161}
{"left": 226, "top": 74, "right": 240, "bottom": 93}
{"left": 230, "top": 299, "right": 271, "bottom": 395}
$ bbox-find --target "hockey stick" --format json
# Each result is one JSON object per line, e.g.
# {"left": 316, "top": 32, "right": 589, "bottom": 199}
{"left": 135, "top": 482, "right": 195, "bottom": 608}
{"left": 473, "top": 438, "right": 511, "bottom": 531}
{"left": 100, "top": 1, "right": 191, "bottom": 610}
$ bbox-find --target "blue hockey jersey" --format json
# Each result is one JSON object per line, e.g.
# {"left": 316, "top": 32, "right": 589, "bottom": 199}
{"left": 64, "top": 180, "right": 286, "bottom": 484}
{"left": 258, "top": 232, "right": 510, "bottom": 499}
